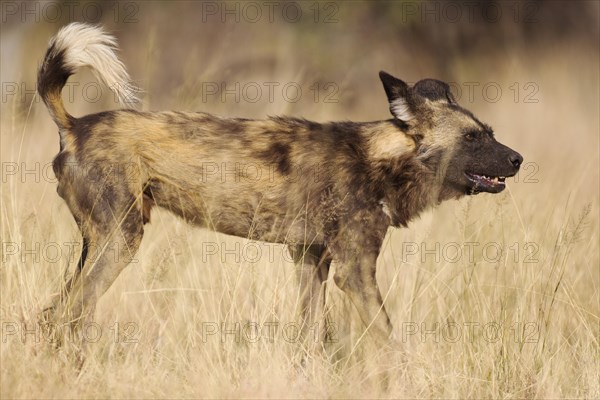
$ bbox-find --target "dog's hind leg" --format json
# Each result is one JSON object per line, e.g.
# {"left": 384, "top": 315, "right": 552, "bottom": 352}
{"left": 289, "top": 244, "right": 332, "bottom": 351}
{"left": 66, "top": 218, "right": 142, "bottom": 325}
{"left": 49, "top": 187, "right": 145, "bottom": 344}
{"left": 59, "top": 237, "right": 89, "bottom": 301}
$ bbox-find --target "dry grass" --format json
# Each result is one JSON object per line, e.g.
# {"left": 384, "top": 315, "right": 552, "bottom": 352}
{"left": 1, "top": 3, "right": 599, "bottom": 398}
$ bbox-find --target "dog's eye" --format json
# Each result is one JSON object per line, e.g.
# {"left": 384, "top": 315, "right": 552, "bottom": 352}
{"left": 465, "top": 131, "right": 478, "bottom": 140}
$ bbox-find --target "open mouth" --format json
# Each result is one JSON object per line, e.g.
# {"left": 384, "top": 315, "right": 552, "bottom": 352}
{"left": 465, "top": 172, "right": 507, "bottom": 194}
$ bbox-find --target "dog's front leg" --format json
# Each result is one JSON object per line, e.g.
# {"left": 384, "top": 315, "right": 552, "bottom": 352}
{"left": 328, "top": 215, "right": 393, "bottom": 344}
{"left": 332, "top": 251, "right": 393, "bottom": 344}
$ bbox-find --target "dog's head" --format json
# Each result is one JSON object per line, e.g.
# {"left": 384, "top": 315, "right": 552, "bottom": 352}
{"left": 379, "top": 71, "right": 523, "bottom": 198}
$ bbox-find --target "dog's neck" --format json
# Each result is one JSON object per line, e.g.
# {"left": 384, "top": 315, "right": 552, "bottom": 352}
{"left": 358, "top": 120, "right": 459, "bottom": 227}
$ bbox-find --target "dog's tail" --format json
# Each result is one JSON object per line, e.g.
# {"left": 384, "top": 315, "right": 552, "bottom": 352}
{"left": 37, "top": 23, "right": 137, "bottom": 130}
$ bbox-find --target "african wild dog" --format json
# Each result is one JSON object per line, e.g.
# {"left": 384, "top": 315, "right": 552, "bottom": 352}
{"left": 38, "top": 23, "right": 522, "bottom": 345}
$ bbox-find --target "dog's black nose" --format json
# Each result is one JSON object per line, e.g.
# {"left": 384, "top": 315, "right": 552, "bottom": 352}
{"left": 509, "top": 152, "right": 523, "bottom": 169}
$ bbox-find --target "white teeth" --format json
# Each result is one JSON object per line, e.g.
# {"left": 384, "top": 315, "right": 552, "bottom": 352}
{"left": 471, "top": 174, "right": 506, "bottom": 185}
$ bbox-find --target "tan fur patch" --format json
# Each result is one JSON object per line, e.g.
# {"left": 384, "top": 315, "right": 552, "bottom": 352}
{"left": 366, "top": 124, "right": 416, "bottom": 160}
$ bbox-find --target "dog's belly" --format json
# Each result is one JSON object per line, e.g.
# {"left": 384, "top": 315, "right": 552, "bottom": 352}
{"left": 147, "top": 178, "right": 324, "bottom": 245}
{"left": 210, "top": 210, "right": 324, "bottom": 245}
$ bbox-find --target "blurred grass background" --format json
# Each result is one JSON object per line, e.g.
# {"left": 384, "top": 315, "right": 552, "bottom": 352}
{"left": 1, "top": 1, "right": 599, "bottom": 398}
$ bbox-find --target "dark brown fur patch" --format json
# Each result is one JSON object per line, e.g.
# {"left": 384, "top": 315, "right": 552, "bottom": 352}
{"left": 37, "top": 46, "right": 70, "bottom": 108}
{"left": 141, "top": 187, "right": 155, "bottom": 224}
{"left": 72, "top": 111, "right": 117, "bottom": 151}
{"left": 260, "top": 142, "right": 291, "bottom": 175}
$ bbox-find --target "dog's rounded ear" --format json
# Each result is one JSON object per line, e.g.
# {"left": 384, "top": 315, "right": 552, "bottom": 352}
{"left": 413, "top": 79, "right": 457, "bottom": 104}
{"left": 379, "top": 71, "right": 420, "bottom": 124}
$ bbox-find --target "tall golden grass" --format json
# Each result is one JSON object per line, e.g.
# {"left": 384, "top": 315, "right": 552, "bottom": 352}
{"left": 1, "top": 2, "right": 598, "bottom": 398}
